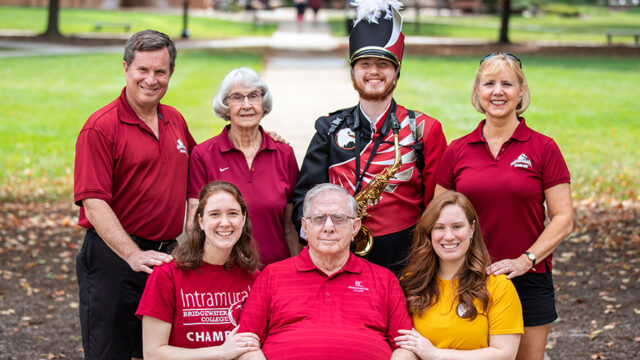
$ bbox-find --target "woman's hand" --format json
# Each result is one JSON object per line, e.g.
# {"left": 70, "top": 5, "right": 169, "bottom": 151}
{"left": 395, "top": 328, "right": 438, "bottom": 360}
{"left": 266, "top": 130, "right": 289, "bottom": 144}
{"left": 218, "top": 326, "right": 261, "bottom": 358}
{"left": 486, "top": 255, "right": 531, "bottom": 279}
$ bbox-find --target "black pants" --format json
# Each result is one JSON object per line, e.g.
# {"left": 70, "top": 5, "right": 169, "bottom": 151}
{"left": 356, "top": 226, "right": 415, "bottom": 276}
{"left": 76, "top": 229, "right": 175, "bottom": 360}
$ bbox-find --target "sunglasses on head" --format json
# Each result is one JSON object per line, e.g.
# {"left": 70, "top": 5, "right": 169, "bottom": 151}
{"left": 480, "top": 52, "right": 522, "bottom": 68}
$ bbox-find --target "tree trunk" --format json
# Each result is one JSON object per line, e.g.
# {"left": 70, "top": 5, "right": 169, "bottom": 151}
{"left": 414, "top": 0, "right": 421, "bottom": 34}
{"left": 42, "top": 0, "right": 62, "bottom": 38}
{"left": 498, "top": 0, "right": 511, "bottom": 44}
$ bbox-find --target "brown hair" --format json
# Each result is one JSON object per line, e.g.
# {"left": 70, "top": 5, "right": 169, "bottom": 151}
{"left": 400, "top": 191, "right": 491, "bottom": 320}
{"left": 172, "top": 181, "right": 260, "bottom": 272}
{"left": 471, "top": 52, "right": 530, "bottom": 116}
{"left": 123, "top": 29, "right": 177, "bottom": 71}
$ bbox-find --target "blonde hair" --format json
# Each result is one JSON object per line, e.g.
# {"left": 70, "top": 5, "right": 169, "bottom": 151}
{"left": 471, "top": 53, "right": 530, "bottom": 115}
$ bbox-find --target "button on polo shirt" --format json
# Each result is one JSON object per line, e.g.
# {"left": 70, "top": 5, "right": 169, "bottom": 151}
{"left": 239, "top": 247, "right": 412, "bottom": 359}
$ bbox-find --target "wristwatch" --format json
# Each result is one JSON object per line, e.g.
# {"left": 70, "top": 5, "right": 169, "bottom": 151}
{"left": 524, "top": 251, "right": 536, "bottom": 267}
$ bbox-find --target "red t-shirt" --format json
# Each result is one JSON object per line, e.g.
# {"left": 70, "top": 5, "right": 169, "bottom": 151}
{"left": 136, "top": 261, "right": 258, "bottom": 348}
{"left": 437, "top": 119, "right": 570, "bottom": 273}
{"left": 328, "top": 104, "right": 447, "bottom": 236}
{"left": 187, "top": 126, "right": 298, "bottom": 266}
{"left": 74, "top": 88, "right": 196, "bottom": 240}
{"left": 238, "top": 247, "right": 413, "bottom": 359}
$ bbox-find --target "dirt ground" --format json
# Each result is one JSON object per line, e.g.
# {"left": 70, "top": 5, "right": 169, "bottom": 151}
{"left": 1, "top": 201, "right": 639, "bottom": 359}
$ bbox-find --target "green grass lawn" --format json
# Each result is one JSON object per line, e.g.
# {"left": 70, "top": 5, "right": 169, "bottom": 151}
{"left": 0, "top": 50, "right": 262, "bottom": 201}
{"left": 0, "top": 6, "right": 276, "bottom": 38}
{"left": 331, "top": 6, "right": 640, "bottom": 44}
{"left": 396, "top": 55, "right": 640, "bottom": 202}
{"left": 0, "top": 52, "right": 637, "bottom": 202}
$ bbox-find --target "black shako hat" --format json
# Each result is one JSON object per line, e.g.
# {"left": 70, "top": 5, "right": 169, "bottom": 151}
{"left": 349, "top": 0, "right": 405, "bottom": 68}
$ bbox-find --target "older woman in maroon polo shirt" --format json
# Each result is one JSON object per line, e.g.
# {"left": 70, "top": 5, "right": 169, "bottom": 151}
{"left": 187, "top": 67, "right": 300, "bottom": 267}
{"left": 435, "top": 52, "right": 573, "bottom": 360}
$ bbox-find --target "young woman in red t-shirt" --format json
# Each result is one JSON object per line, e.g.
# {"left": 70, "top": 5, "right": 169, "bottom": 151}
{"left": 137, "top": 181, "right": 262, "bottom": 359}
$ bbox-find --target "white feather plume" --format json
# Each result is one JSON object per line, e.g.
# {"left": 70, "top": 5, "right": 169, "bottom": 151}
{"left": 351, "top": 0, "right": 403, "bottom": 25}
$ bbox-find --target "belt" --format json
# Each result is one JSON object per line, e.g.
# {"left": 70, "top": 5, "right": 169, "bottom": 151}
{"left": 130, "top": 234, "right": 177, "bottom": 253}
{"left": 86, "top": 229, "right": 176, "bottom": 253}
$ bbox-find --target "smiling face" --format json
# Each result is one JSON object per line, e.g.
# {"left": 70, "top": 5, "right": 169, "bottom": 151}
{"left": 226, "top": 85, "right": 264, "bottom": 130}
{"left": 351, "top": 57, "right": 397, "bottom": 102}
{"left": 476, "top": 66, "right": 524, "bottom": 122}
{"left": 123, "top": 48, "right": 172, "bottom": 111}
{"left": 198, "top": 191, "right": 246, "bottom": 259}
{"left": 431, "top": 204, "right": 475, "bottom": 268}
{"left": 302, "top": 190, "right": 361, "bottom": 259}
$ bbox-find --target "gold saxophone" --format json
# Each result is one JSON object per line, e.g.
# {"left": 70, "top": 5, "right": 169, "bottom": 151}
{"left": 354, "top": 119, "right": 402, "bottom": 256}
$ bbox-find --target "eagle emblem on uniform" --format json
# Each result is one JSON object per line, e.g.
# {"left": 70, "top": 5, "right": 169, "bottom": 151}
{"left": 335, "top": 127, "right": 356, "bottom": 150}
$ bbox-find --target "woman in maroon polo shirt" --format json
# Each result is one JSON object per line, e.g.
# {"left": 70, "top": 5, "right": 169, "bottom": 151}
{"left": 187, "top": 67, "right": 300, "bottom": 268}
{"left": 435, "top": 52, "right": 573, "bottom": 360}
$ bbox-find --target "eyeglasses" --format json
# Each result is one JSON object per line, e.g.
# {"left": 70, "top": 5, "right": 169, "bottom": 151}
{"left": 226, "top": 91, "right": 263, "bottom": 105}
{"left": 305, "top": 213, "right": 356, "bottom": 226}
{"left": 480, "top": 52, "right": 522, "bottom": 69}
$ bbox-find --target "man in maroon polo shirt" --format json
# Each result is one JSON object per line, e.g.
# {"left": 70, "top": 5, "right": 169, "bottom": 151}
{"left": 238, "top": 184, "right": 415, "bottom": 360}
{"left": 74, "top": 30, "right": 196, "bottom": 360}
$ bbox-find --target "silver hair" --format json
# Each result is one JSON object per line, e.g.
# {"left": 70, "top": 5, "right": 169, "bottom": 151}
{"left": 212, "top": 67, "right": 273, "bottom": 121}
{"left": 303, "top": 183, "right": 358, "bottom": 218}
{"left": 123, "top": 30, "right": 176, "bottom": 71}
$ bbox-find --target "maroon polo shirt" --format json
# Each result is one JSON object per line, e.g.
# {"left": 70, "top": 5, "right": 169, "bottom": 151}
{"left": 187, "top": 125, "right": 298, "bottom": 267}
{"left": 238, "top": 247, "right": 413, "bottom": 359}
{"left": 74, "top": 88, "right": 196, "bottom": 241}
{"left": 437, "top": 119, "right": 570, "bottom": 273}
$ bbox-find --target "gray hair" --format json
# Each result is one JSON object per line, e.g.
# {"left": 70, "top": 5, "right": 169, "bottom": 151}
{"left": 123, "top": 30, "right": 177, "bottom": 71}
{"left": 212, "top": 67, "right": 273, "bottom": 121}
{"left": 303, "top": 183, "right": 358, "bottom": 218}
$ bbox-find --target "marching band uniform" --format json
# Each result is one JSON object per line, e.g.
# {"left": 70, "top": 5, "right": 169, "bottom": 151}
{"left": 292, "top": 2, "right": 447, "bottom": 273}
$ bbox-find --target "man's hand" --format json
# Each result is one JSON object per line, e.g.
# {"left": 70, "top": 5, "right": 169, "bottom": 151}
{"left": 83, "top": 198, "right": 173, "bottom": 273}
{"left": 126, "top": 249, "right": 174, "bottom": 274}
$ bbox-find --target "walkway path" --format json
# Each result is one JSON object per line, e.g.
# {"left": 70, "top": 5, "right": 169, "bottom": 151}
{"left": 259, "top": 15, "right": 356, "bottom": 162}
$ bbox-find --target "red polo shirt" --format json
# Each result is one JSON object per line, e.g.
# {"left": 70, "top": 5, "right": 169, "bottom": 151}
{"left": 74, "top": 88, "right": 196, "bottom": 241}
{"left": 436, "top": 119, "right": 570, "bottom": 273}
{"left": 187, "top": 125, "right": 298, "bottom": 267}
{"left": 238, "top": 247, "right": 412, "bottom": 359}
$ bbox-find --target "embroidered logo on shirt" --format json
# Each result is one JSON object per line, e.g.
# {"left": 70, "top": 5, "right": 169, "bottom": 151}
{"left": 176, "top": 139, "right": 187, "bottom": 154}
{"left": 334, "top": 127, "right": 356, "bottom": 150}
{"left": 510, "top": 153, "right": 532, "bottom": 169}
{"left": 348, "top": 280, "right": 369, "bottom": 293}
{"left": 219, "top": 167, "right": 229, "bottom": 172}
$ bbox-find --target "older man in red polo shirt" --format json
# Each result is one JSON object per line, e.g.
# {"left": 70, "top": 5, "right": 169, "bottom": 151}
{"left": 238, "top": 183, "right": 415, "bottom": 360}
{"left": 74, "top": 30, "right": 196, "bottom": 360}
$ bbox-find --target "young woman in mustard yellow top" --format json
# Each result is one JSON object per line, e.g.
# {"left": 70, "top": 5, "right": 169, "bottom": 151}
{"left": 396, "top": 191, "right": 523, "bottom": 359}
